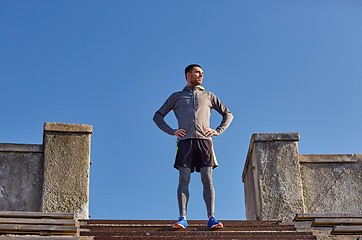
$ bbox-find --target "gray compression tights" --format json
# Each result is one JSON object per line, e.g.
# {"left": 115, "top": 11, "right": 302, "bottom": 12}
{"left": 177, "top": 167, "right": 215, "bottom": 218}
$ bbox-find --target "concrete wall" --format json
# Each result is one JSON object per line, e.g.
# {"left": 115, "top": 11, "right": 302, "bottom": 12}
{"left": 242, "top": 133, "right": 362, "bottom": 222}
{"left": 0, "top": 122, "right": 92, "bottom": 219}
{"left": 0, "top": 144, "right": 43, "bottom": 212}
{"left": 300, "top": 154, "right": 362, "bottom": 215}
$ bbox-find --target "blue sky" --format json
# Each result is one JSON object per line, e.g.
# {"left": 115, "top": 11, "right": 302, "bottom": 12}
{"left": 1, "top": 1, "right": 361, "bottom": 220}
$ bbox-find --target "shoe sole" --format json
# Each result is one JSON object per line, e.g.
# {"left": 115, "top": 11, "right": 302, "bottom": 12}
{"left": 210, "top": 222, "right": 223, "bottom": 229}
{"left": 172, "top": 223, "right": 186, "bottom": 229}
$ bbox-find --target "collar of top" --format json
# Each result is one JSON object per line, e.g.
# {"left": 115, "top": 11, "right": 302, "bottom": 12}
{"left": 184, "top": 85, "right": 205, "bottom": 91}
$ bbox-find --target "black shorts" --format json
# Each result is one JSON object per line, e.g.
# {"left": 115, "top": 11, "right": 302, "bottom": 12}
{"left": 174, "top": 138, "right": 218, "bottom": 173}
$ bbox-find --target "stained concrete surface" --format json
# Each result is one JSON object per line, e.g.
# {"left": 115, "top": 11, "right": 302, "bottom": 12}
{"left": 42, "top": 123, "right": 92, "bottom": 219}
{"left": 300, "top": 158, "right": 362, "bottom": 215}
{"left": 0, "top": 143, "right": 43, "bottom": 211}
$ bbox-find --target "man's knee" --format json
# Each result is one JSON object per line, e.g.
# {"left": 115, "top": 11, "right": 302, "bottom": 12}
{"left": 179, "top": 167, "right": 191, "bottom": 185}
{"left": 200, "top": 167, "right": 213, "bottom": 186}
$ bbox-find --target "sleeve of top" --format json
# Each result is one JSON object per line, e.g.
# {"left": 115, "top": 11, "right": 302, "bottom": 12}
{"left": 210, "top": 92, "right": 233, "bottom": 136}
{"left": 153, "top": 93, "right": 176, "bottom": 135}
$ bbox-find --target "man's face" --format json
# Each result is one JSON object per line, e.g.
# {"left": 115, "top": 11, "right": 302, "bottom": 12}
{"left": 187, "top": 67, "right": 204, "bottom": 86}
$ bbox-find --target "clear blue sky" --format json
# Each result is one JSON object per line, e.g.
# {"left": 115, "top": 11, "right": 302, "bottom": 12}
{"left": 1, "top": 1, "right": 361, "bottom": 220}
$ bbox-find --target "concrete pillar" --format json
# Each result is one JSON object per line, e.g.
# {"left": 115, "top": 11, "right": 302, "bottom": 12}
{"left": 242, "top": 133, "right": 305, "bottom": 222}
{"left": 42, "top": 122, "right": 92, "bottom": 219}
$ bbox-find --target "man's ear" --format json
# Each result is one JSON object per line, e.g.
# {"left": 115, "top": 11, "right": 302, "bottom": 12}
{"left": 186, "top": 72, "right": 190, "bottom": 79}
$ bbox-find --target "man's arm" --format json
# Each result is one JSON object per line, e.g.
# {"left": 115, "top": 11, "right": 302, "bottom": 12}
{"left": 210, "top": 93, "right": 233, "bottom": 136}
{"left": 153, "top": 93, "right": 178, "bottom": 136}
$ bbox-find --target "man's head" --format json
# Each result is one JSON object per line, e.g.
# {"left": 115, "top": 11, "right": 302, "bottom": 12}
{"left": 185, "top": 64, "right": 204, "bottom": 86}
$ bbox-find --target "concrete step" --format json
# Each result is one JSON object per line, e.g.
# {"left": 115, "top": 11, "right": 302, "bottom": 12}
{"left": 295, "top": 213, "right": 362, "bottom": 236}
{"left": 83, "top": 234, "right": 316, "bottom": 240}
{"left": 80, "top": 231, "right": 316, "bottom": 238}
{"left": 295, "top": 214, "right": 362, "bottom": 221}
{"left": 0, "top": 237, "right": 78, "bottom": 240}
{"left": 80, "top": 225, "right": 297, "bottom": 233}
{"left": 79, "top": 220, "right": 316, "bottom": 240}
{"left": 0, "top": 211, "right": 78, "bottom": 237}
{"left": 80, "top": 219, "right": 283, "bottom": 226}
{"left": 332, "top": 225, "right": 362, "bottom": 235}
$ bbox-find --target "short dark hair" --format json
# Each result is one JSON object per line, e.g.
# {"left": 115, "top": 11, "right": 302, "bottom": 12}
{"left": 185, "top": 64, "right": 202, "bottom": 78}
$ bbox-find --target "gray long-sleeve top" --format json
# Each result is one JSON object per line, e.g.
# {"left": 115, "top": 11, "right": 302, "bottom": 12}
{"left": 153, "top": 85, "right": 233, "bottom": 141}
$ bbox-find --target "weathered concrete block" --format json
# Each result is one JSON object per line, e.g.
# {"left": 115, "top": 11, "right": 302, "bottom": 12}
{"left": 42, "top": 122, "right": 92, "bottom": 219}
{"left": 243, "top": 133, "right": 305, "bottom": 221}
{"left": 0, "top": 144, "right": 43, "bottom": 212}
{"left": 243, "top": 133, "right": 362, "bottom": 222}
{"left": 299, "top": 154, "right": 362, "bottom": 215}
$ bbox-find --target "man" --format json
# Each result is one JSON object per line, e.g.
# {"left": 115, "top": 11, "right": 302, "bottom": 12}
{"left": 153, "top": 64, "right": 233, "bottom": 229}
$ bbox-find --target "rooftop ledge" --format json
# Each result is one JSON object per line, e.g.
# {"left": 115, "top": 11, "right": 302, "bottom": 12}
{"left": 299, "top": 154, "right": 362, "bottom": 163}
{"left": 0, "top": 143, "right": 43, "bottom": 153}
{"left": 44, "top": 122, "right": 92, "bottom": 133}
{"left": 251, "top": 133, "right": 300, "bottom": 142}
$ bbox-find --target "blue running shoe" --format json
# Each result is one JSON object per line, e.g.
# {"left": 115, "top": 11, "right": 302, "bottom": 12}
{"left": 207, "top": 217, "right": 223, "bottom": 229}
{"left": 172, "top": 217, "right": 188, "bottom": 229}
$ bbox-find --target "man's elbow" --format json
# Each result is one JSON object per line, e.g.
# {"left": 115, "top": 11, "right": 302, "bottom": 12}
{"left": 153, "top": 111, "right": 164, "bottom": 125}
{"left": 153, "top": 112, "right": 157, "bottom": 122}
{"left": 227, "top": 111, "right": 234, "bottom": 122}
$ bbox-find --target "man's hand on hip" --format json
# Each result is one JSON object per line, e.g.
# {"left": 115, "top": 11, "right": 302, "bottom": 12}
{"left": 174, "top": 129, "right": 186, "bottom": 139}
{"left": 204, "top": 128, "right": 215, "bottom": 137}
